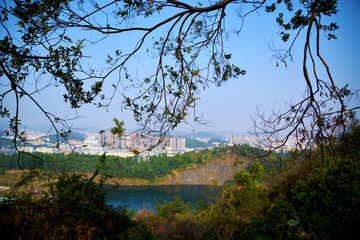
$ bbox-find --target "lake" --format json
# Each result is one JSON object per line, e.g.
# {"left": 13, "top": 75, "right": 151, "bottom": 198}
{"left": 106, "top": 185, "right": 220, "bottom": 212}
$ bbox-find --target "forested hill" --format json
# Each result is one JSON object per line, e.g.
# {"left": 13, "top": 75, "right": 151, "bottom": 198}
{"left": 0, "top": 145, "right": 279, "bottom": 184}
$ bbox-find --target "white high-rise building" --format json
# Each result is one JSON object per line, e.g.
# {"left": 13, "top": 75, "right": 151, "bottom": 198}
{"left": 178, "top": 138, "right": 186, "bottom": 151}
{"left": 170, "top": 138, "right": 177, "bottom": 151}
{"left": 169, "top": 137, "right": 186, "bottom": 151}
{"left": 97, "top": 131, "right": 185, "bottom": 153}
{"left": 97, "top": 131, "right": 106, "bottom": 147}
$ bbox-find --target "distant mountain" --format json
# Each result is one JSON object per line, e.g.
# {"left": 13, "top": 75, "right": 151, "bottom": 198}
{"left": 180, "top": 131, "right": 225, "bottom": 140}
{"left": 185, "top": 138, "right": 211, "bottom": 148}
{"left": 208, "top": 138, "right": 228, "bottom": 144}
{"left": 213, "top": 131, "right": 249, "bottom": 137}
{"left": 0, "top": 122, "right": 50, "bottom": 134}
{"left": 71, "top": 126, "right": 104, "bottom": 133}
{"left": 41, "top": 132, "right": 86, "bottom": 144}
{"left": 169, "top": 130, "right": 193, "bottom": 137}
{"left": 0, "top": 137, "right": 14, "bottom": 148}
{"left": 0, "top": 121, "right": 248, "bottom": 140}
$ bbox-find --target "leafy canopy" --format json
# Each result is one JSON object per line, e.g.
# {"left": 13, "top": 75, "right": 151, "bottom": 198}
{"left": 1, "top": 0, "right": 358, "bottom": 157}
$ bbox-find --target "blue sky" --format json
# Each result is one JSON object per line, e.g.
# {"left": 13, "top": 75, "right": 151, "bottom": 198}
{"left": 1, "top": 1, "right": 359, "bottom": 134}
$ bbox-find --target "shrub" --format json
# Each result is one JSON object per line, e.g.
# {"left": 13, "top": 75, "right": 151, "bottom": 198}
{"left": 0, "top": 155, "right": 156, "bottom": 239}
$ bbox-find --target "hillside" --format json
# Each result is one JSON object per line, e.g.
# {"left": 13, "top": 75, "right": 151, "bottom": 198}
{"left": 43, "top": 132, "right": 86, "bottom": 144}
{"left": 185, "top": 138, "right": 211, "bottom": 148}
{"left": 0, "top": 145, "right": 273, "bottom": 187}
{"left": 178, "top": 131, "right": 225, "bottom": 139}
{"left": 157, "top": 157, "right": 248, "bottom": 185}
{"left": 110, "top": 153, "right": 251, "bottom": 186}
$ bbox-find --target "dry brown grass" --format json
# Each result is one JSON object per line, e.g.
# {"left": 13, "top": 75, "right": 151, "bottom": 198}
{"left": 0, "top": 170, "right": 23, "bottom": 188}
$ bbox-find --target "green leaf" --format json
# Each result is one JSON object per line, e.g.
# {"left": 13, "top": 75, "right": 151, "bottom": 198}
{"left": 110, "top": 117, "right": 125, "bottom": 137}
{"left": 287, "top": 218, "right": 299, "bottom": 227}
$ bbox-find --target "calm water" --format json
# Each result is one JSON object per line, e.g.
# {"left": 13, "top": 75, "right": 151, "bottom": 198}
{"left": 106, "top": 185, "right": 219, "bottom": 212}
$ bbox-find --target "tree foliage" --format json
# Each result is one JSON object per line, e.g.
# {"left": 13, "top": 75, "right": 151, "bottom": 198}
{"left": 0, "top": 157, "right": 151, "bottom": 240}
{"left": 0, "top": 145, "right": 257, "bottom": 182}
{"left": 1, "top": 0, "right": 358, "bottom": 159}
{"left": 136, "top": 122, "right": 360, "bottom": 239}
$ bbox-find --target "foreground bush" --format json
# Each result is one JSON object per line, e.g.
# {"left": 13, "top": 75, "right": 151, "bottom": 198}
{"left": 137, "top": 124, "right": 360, "bottom": 239}
{"left": 0, "top": 199, "right": 137, "bottom": 239}
{"left": 0, "top": 157, "right": 155, "bottom": 240}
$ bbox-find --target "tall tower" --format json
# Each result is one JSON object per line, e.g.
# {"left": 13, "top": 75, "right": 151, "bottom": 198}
{"left": 97, "top": 131, "right": 106, "bottom": 147}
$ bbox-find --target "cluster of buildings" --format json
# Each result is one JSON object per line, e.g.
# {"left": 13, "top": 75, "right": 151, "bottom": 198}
{"left": 0, "top": 129, "right": 299, "bottom": 156}
{"left": 0, "top": 130, "right": 187, "bottom": 157}
{"left": 97, "top": 131, "right": 186, "bottom": 154}
{"left": 227, "top": 135, "right": 296, "bottom": 151}
{"left": 227, "top": 135, "right": 259, "bottom": 146}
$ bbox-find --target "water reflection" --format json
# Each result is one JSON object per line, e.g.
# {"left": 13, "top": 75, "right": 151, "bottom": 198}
{"left": 106, "top": 185, "right": 219, "bottom": 212}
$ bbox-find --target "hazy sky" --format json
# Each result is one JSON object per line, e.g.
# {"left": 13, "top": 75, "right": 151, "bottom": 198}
{"left": 1, "top": 1, "right": 359, "bottom": 134}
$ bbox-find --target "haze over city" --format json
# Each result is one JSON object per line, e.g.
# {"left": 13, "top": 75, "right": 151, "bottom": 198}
{"left": 0, "top": 1, "right": 359, "bottom": 134}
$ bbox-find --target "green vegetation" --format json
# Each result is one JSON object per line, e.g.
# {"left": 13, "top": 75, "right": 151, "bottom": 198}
{"left": 0, "top": 145, "right": 253, "bottom": 182}
{"left": 208, "top": 138, "right": 227, "bottom": 145}
{"left": 0, "top": 155, "right": 154, "bottom": 239}
{"left": 185, "top": 138, "right": 211, "bottom": 148}
{"left": 132, "top": 123, "right": 360, "bottom": 239}
{"left": 0, "top": 137, "right": 15, "bottom": 149}
{"left": 0, "top": 171, "right": 22, "bottom": 189}
{"left": 0, "top": 124, "right": 359, "bottom": 239}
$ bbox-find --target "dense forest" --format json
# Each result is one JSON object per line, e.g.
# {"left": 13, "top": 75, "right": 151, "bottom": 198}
{"left": 0, "top": 144, "right": 279, "bottom": 182}
{"left": 185, "top": 138, "right": 211, "bottom": 148}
